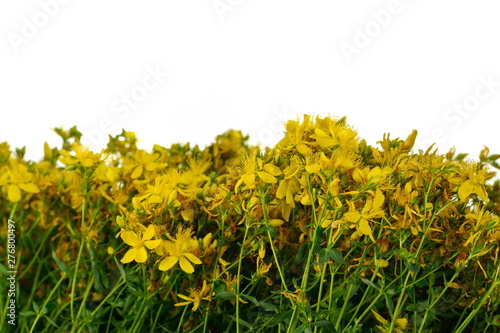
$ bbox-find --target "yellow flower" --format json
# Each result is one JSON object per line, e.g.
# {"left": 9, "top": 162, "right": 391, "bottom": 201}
{"left": 371, "top": 309, "right": 408, "bottom": 333}
{"left": 309, "top": 116, "right": 359, "bottom": 153}
{"left": 135, "top": 172, "right": 181, "bottom": 206}
{"left": 280, "top": 289, "right": 308, "bottom": 304}
{"left": 234, "top": 154, "right": 280, "bottom": 192}
{"left": 58, "top": 143, "right": 102, "bottom": 168}
{"left": 175, "top": 280, "right": 212, "bottom": 311}
{"left": 449, "top": 162, "right": 491, "bottom": 202}
{"left": 458, "top": 172, "right": 489, "bottom": 203}
{"left": 352, "top": 166, "right": 393, "bottom": 186}
{"left": 0, "top": 160, "right": 40, "bottom": 202}
{"left": 120, "top": 225, "right": 161, "bottom": 263}
{"left": 123, "top": 149, "right": 167, "bottom": 179}
{"left": 344, "top": 189, "right": 385, "bottom": 242}
{"left": 158, "top": 227, "right": 202, "bottom": 274}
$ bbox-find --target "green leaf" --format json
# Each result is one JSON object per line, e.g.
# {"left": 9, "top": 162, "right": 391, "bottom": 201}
{"left": 405, "top": 262, "right": 420, "bottom": 273}
{"left": 44, "top": 315, "right": 59, "bottom": 328}
{"left": 265, "top": 310, "right": 293, "bottom": 327}
{"left": 52, "top": 251, "right": 67, "bottom": 273}
{"left": 19, "top": 311, "right": 36, "bottom": 317}
{"left": 89, "top": 245, "right": 103, "bottom": 294}
{"left": 100, "top": 267, "right": 110, "bottom": 289}
{"left": 215, "top": 292, "right": 236, "bottom": 300}
{"left": 240, "top": 294, "right": 259, "bottom": 307}
{"left": 319, "top": 248, "right": 333, "bottom": 265}
{"left": 312, "top": 320, "right": 337, "bottom": 333}
{"left": 490, "top": 314, "right": 500, "bottom": 327}
{"left": 259, "top": 301, "right": 275, "bottom": 312}
{"left": 385, "top": 293, "right": 395, "bottom": 315}
{"left": 318, "top": 248, "right": 344, "bottom": 265}
{"left": 293, "top": 323, "right": 307, "bottom": 333}
{"left": 295, "top": 243, "right": 309, "bottom": 265}
{"left": 330, "top": 249, "right": 344, "bottom": 264}
{"left": 114, "top": 256, "right": 126, "bottom": 282}
{"left": 229, "top": 316, "right": 252, "bottom": 329}
{"left": 361, "top": 278, "right": 379, "bottom": 290}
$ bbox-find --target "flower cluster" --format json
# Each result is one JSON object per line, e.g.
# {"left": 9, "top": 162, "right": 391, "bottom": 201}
{"left": 1, "top": 116, "right": 500, "bottom": 332}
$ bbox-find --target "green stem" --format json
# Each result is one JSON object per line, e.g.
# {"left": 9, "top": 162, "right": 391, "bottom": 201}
{"left": 288, "top": 178, "right": 319, "bottom": 333}
{"left": 335, "top": 239, "right": 370, "bottom": 331}
{"left": 87, "top": 278, "right": 126, "bottom": 319}
{"left": 260, "top": 192, "right": 288, "bottom": 291}
{"left": 350, "top": 274, "right": 403, "bottom": 330}
{"left": 29, "top": 273, "right": 67, "bottom": 333}
{"left": 454, "top": 266, "right": 500, "bottom": 333}
{"left": 70, "top": 197, "right": 87, "bottom": 330}
{"left": 177, "top": 304, "right": 189, "bottom": 332}
{"left": 387, "top": 270, "right": 411, "bottom": 333}
{"left": 235, "top": 220, "right": 250, "bottom": 333}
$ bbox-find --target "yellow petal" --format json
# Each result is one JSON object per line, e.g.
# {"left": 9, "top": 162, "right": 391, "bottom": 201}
{"left": 121, "top": 231, "right": 141, "bottom": 247}
{"left": 148, "top": 194, "right": 162, "bottom": 204}
{"left": 177, "top": 294, "right": 192, "bottom": 301}
{"left": 44, "top": 142, "right": 52, "bottom": 159}
{"left": 131, "top": 165, "right": 143, "bottom": 179}
{"left": 474, "top": 184, "right": 489, "bottom": 202}
{"left": 116, "top": 216, "right": 126, "bottom": 228}
{"left": 234, "top": 178, "right": 244, "bottom": 193}
{"left": 373, "top": 189, "right": 385, "bottom": 209}
{"left": 19, "top": 182, "right": 39, "bottom": 193}
{"left": 395, "top": 317, "right": 408, "bottom": 329}
{"left": 191, "top": 300, "right": 201, "bottom": 311}
{"left": 144, "top": 239, "right": 162, "bottom": 249}
{"left": 259, "top": 243, "right": 266, "bottom": 259}
{"left": 328, "top": 179, "right": 340, "bottom": 196}
{"left": 174, "top": 301, "right": 192, "bottom": 307}
{"left": 305, "top": 164, "right": 320, "bottom": 174}
{"left": 181, "top": 209, "right": 195, "bottom": 222}
{"left": 264, "top": 163, "right": 282, "bottom": 176}
{"left": 344, "top": 212, "right": 361, "bottom": 223}
{"left": 135, "top": 247, "right": 148, "bottom": 263}
{"left": 179, "top": 256, "right": 195, "bottom": 274}
{"left": 159, "top": 256, "right": 178, "bottom": 271}
{"left": 458, "top": 181, "right": 474, "bottom": 202}
{"left": 203, "top": 233, "right": 213, "bottom": 248}
{"left": 276, "top": 180, "right": 288, "bottom": 199}
{"left": 296, "top": 144, "right": 311, "bottom": 156}
{"left": 121, "top": 248, "right": 137, "bottom": 263}
{"left": 142, "top": 224, "right": 156, "bottom": 241}
{"left": 167, "top": 189, "right": 178, "bottom": 204}
{"left": 269, "top": 219, "right": 284, "bottom": 227}
{"left": 320, "top": 219, "right": 332, "bottom": 228}
{"left": 242, "top": 173, "right": 255, "bottom": 187}
{"left": 257, "top": 171, "right": 277, "bottom": 184}
{"left": 371, "top": 309, "right": 388, "bottom": 325}
{"left": 300, "top": 192, "right": 312, "bottom": 205}
{"left": 352, "top": 168, "right": 365, "bottom": 184}
{"left": 184, "top": 253, "right": 202, "bottom": 265}
{"left": 8, "top": 184, "right": 21, "bottom": 202}
{"left": 358, "top": 218, "right": 375, "bottom": 242}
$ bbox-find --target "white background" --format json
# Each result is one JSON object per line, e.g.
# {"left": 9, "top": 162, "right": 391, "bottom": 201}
{"left": 1, "top": 1, "right": 500, "bottom": 162}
